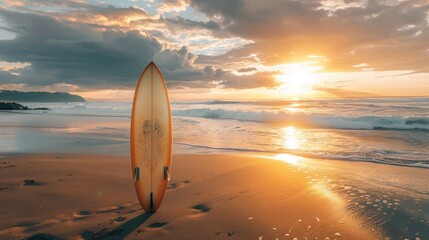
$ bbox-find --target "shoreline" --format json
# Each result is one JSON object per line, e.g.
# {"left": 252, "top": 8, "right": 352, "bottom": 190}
{"left": 175, "top": 142, "right": 429, "bottom": 169}
{"left": 1, "top": 153, "right": 427, "bottom": 239}
{"left": 3, "top": 146, "right": 429, "bottom": 170}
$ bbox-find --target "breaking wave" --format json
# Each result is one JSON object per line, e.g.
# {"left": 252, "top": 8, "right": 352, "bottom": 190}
{"left": 172, "top": 108, "right": 429, "bottom": 130}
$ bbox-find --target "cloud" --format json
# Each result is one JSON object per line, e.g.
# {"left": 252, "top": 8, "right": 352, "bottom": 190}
{"left": 0, "top": 8, "right": 164, "bottom": 88}
{"left": 0, "top": 0, "right": 24, "bottom": 7}
{"left": 314, "top": 86, "right": 379, "bottom": 98}
{"left": 238, "top": 67, "right": 257, "bottom": 73}
{"left": 164, "top": 16, "right": 221, "bottom": 32}
{"left": 158, "top": 0, "right": 189, "bottom": 13}
{"left": 2, "top": 0, "right": 426, "bottom": 95}
{"left": 189, "top": 0, "right": 429, "bottom": 72}
{"left": 154, "top": 46, "right": 279, "bottom": 89}
{"left": 219, "top": 70, "right": 280, "bottom": 89}
{"left": 0, "top": 70, "right": 15, "bottom": 83}
{"left": 0, "top": 6, "right": 278, "bottom": 90}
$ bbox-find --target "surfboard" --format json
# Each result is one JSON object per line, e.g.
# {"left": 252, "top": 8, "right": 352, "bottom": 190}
{"left": 130, "top": 61, "right": 172, "bottom": 212}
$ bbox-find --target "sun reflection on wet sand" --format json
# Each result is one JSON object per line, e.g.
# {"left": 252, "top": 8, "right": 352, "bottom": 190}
{"left": 272, "top": 153, "right": 302, "bottom": 165}
{"left": 265, "top": 152, "right": 378, "bottom": 239}
{"left": 312, "top": 182, "right": 345, "bottom": 208}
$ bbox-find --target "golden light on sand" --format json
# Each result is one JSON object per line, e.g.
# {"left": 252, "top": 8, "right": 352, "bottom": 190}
{"left": 276, "top": 63, "right": 322, "bottom": 96}
{"left": 312, "top": 182, "right": 344, "bottom": 208}
{"left": 283, "top": 126, "right": 300, "bottom": 149}
{"left": 273, "top": 153, "right": 302, "bottom": 165}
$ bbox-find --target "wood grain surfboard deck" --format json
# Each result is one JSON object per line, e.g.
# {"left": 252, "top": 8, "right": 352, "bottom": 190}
{"left": 130, "top": 61, "right": 172, "bottom": 212}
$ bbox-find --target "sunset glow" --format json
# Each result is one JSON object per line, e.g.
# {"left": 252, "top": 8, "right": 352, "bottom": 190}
{"left": 276, "top": 63, "right": 323, "bottom": 96}
{"left": 0, "top": 0, "right": 427, "bottom": 100}
{"left": 0, "top": 2, "right": 428, "bottom": 239}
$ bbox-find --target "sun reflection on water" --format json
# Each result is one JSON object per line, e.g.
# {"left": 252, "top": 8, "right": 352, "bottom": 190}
{"left": 283, "top": 126, "right": 300, "bottom": 150}
{"left": 270, "top": 126, "right": 305, "bottom": 165}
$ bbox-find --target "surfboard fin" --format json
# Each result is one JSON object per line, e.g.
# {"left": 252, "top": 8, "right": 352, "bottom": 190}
{"left": 133, "top": 167, "right": 139, "bottom": 182}
{"left": 150, "top": 192, "right": 154, "bottom": 211}
{"left": 164, "top": 166, "right": 170, "bottom": 181}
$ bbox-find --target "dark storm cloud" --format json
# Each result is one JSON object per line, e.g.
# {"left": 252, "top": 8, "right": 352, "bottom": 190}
{"left": 189, "top": 0, "right": 429, "bottom": 72}
{"left": 154, "top": 47, "right": 279, "bottom": 89}
{"left": 0, "top": 70, "right": 15, "bottom": 83}
{"left": 0, "top": 9, "right": 163, "bottom": 88}
{"left": 164, "top": 16, "right": 221, "bottom": 31}
{"left": 162, "top": 15, "right": 232, "bottom": 39}
{"left": 0, "top": 6, "right": 275, "bottom": 90}
{"left": 0, "top": 8, "right": 96, "bottom": 42}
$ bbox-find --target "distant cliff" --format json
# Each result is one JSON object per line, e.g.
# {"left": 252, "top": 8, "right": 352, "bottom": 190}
{"left": 0, "top": 90, "right": 86, "bottom": 102}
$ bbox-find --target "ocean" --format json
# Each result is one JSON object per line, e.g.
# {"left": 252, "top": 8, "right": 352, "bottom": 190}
{"left": 0, "top": 97, "right": 428, "bottom": 168}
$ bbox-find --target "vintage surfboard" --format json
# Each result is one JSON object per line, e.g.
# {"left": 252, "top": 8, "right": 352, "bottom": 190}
{"left": 130, "top": 61, "right": 172, "bottom": 212}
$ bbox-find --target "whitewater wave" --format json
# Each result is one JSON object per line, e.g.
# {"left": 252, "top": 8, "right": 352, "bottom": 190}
{"left": 172, "top": 108, "right": 429, "bottom": 130}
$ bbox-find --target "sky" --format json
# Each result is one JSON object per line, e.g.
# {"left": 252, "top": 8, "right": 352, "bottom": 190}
{"left": 0, "top": 0, "right": 428, "bottom": 101}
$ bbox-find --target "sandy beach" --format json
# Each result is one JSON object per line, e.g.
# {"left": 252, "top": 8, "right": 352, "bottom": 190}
{"left": 1, "top": 0, "right": 429, "bottom": 239}
{"left": 1, "top": 153, "right": 427, "bottom": 240}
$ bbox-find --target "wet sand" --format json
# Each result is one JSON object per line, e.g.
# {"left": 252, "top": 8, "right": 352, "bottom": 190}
{"left": 0, "top": 153, "right": 427, "bottom": 240}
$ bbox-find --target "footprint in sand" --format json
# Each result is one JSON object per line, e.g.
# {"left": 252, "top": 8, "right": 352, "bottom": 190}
{"left": 167, "top": 180, "right": 191, "bottom": 190}
{"left": 112, "top": 216, "right": 127, "bottom": 223}
{"left": 192, "top": 203, "right": 211, "bottom": 213}
{"left": 147, "top": 222, "right": 168, "bottom": 229}
{"left": 73, "top": 210, "right": 91, "bottom": 217}
{"left": 23, "top": 179, "right": 40, "bottom": 186}
{"left": 72, "top": 210, "right": 91, "bottom": 221}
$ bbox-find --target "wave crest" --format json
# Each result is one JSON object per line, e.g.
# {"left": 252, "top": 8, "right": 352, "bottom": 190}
{"left": 172, "top": 108, "right": 429, "bottom": 130}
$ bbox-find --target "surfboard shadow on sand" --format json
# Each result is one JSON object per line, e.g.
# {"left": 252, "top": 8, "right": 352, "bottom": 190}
{"left": 84, "top": 212, "right": 153, "bottom": 240}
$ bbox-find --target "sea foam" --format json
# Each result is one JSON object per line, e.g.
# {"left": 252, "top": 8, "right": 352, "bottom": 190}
{"left": 172, "top": 108, "right": 429, "bottom": 130}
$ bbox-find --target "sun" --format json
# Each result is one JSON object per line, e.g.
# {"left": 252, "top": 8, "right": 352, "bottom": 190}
{"left": 276, "top": 63, "right": 322, "bottom": 96}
